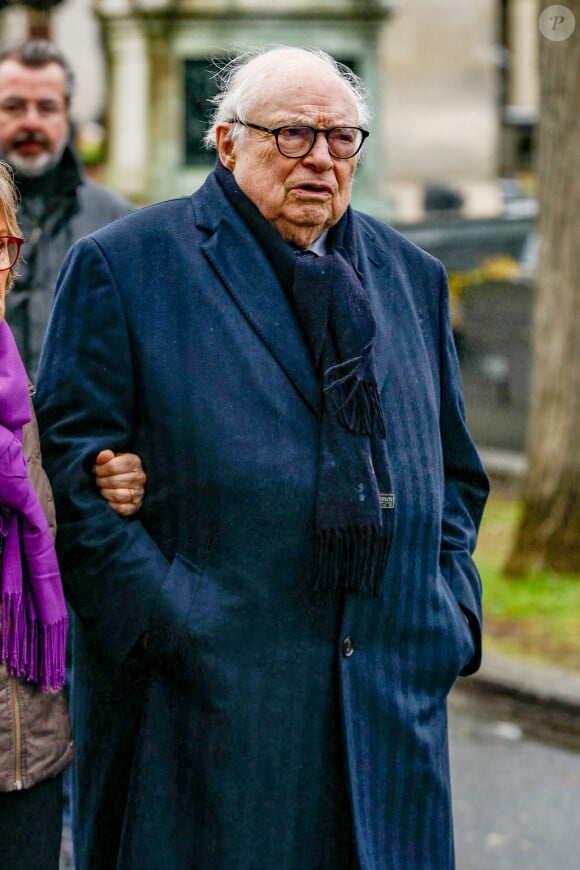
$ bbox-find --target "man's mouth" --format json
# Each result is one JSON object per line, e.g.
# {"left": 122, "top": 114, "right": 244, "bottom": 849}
{"left": 293, "top": 183, "right": 333, "bottom": 195}
{"left": 15, "top": 141, "right": 45, "bottom": 153}
{"left": 13, "top": 134, "right": 49, "bottom": 153}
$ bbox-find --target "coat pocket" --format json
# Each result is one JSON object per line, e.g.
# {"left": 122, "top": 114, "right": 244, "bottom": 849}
{"left": 439, "top": 572, "right": 475, "bottom": 677}
{"left": 147, "top": 553, "right": 203, "bottom": 686}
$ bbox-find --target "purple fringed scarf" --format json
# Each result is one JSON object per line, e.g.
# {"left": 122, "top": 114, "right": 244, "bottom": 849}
{"left": 0, "top": 319, "right": 67, "bottom": 691}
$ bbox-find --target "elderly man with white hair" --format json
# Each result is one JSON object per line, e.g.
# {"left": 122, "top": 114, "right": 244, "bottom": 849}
{"left": 36, "top": 46, "right": 488, "bottom": 870}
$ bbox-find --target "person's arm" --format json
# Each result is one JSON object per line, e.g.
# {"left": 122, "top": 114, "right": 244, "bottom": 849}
{"left": 435, "top": 260, "right": 490, "bottom": 676}
{"left": 35, "top": 235, "right": 170, "bottom": 665}
{"left": 94, "top": 450, "right": 146, "bottom": 516}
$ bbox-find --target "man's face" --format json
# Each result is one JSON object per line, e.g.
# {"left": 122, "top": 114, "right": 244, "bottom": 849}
{"left": 0, "top": 60, "right": 69, "bottom": 177}
{"left": 216, "top": 58, "right": 362, "bottom": 248}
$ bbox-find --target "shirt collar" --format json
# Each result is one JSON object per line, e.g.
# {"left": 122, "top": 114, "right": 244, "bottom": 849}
{"left": 308, "top": 230, "right": 329, "bottom": 256}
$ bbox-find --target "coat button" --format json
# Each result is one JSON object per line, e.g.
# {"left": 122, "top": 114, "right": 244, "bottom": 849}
{"left": 342, "top": 636, "right": 354, "bottom": 657}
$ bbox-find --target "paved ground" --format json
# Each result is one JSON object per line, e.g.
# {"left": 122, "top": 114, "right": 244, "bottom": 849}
{"left": 449, "top": 687, "right": 580, "bottom": 869}
{"left": 453, "top": 648, "right": 580, "bottom": 751}
{"left": 469, "top": 649, "right": 580, "bottom": 711}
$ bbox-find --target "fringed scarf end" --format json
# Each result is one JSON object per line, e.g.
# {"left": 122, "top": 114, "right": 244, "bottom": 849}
{"left": 311, "top": 524, "right": 393, "bottom": 606}
{"left": 30, "top": 618, "right": 68, "bottom": 692}
{"left": 1, "top": 591, "right": 28, "bottom": 677}
{"left": 327, "top": 377, "right": 387, "bottom": 438}
{"left": 1, "top": 594, "right": 67, "bottom": 691}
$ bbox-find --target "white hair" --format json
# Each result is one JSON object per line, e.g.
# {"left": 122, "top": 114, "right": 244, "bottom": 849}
{"left": 203, "top": 46, "right": 371, "bottom": 151}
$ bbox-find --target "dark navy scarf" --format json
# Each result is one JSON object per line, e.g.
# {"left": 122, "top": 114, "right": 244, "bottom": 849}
{"left": 216, "top": 160, "right": 395, "bottom": 604}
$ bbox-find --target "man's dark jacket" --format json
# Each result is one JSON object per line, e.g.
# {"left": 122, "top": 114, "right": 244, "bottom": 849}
{"left": 35, "top": 170, "right": 489, "bottom": 870}
{"left": 6, "top": 145, "right": 131, "bottom": 378}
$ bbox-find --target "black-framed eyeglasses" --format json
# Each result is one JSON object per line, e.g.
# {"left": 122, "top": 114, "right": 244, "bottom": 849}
{"left": 0, "top": 236, "right": 23, "bottom": 271}
{"left": 230, "top": 119, "right": 369, "bottom": 159}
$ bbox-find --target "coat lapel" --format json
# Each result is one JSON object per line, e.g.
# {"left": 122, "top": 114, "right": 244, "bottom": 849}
{"left": 196, "top": 181, "right": 320, "bottom": 416}
{"left": 351, "top": 219, "right": 393, "bottom": 392}
{"left": 193, "top": 174, "right": 396, "bottom": 416}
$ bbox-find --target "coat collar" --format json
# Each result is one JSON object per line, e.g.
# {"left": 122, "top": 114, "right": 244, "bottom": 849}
{"left": 193, "top": 173, "right": 320, "bottom": 414}
{"left": 192, "top": 171, "right": 393, "bottom": 411}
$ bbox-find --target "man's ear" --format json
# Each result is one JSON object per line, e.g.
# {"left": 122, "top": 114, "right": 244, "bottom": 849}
{"left": 216, "top": 124, "right": 236, "bottom": 171}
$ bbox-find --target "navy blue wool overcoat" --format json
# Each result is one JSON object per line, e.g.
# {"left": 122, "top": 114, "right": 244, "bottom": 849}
{"left": 35, "top": 171, "right": 489, "bottom": 870}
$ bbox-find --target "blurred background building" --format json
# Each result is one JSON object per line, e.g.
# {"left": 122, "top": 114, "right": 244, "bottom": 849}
{"left": 0, "top": 0, "right": 542, "bottom": 453}
{"left": 0, "top": 0, "right": 540, "bottom": 220}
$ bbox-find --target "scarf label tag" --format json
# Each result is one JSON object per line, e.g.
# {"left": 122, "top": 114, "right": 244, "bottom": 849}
{"left": 379, "top": 493, "right": 395, "bottom": 510}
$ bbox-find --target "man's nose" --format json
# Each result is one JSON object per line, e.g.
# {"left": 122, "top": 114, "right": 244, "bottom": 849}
{"left": 20, "top": 105, "right": 44, "bottom": 126}
{"left": 303, "top": 132, "right": 334, "bottom": 169}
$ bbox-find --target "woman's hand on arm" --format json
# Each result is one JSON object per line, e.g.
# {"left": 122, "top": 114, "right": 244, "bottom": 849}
{"left": 93, "top": 449, "right": 146, "bottom": 517}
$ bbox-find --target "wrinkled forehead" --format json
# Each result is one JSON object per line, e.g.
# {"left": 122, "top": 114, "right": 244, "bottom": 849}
{"left": 246, "top": 52, "right": 359, "bottom": 124}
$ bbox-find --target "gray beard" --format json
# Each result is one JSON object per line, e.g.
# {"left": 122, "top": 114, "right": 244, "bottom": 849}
{"left": 3, "top": 140, "right": 67, "bottom": 178}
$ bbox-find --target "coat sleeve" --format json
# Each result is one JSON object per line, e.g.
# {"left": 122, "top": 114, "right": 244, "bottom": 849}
{"left": 34, "top": 236, "right": 170, "bottom": 664}
{"left": 435, "top": 259, "right": 489, "bottom": 676}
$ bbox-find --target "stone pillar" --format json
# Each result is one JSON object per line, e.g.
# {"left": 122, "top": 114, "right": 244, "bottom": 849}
{"left": 507, "top": 0, "right": 540, "bottom": 114}
{"left": 105, "top": 16, "right": 151, "bottom": 199}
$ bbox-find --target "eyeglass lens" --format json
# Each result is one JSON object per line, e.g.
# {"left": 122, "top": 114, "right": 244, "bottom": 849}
{"left": 277, "top": 127, "right": 363, "bottom": 158}
{"left": 0, "top": 237, "right": 20, "bottom": 270}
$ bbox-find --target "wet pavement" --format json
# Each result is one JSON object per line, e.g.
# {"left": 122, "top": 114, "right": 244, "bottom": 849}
{"left": 450, "top": 688, "right": 580, "bottom": 869}
{"left": 455, "top": 649, "right": 580, "bottom": 750}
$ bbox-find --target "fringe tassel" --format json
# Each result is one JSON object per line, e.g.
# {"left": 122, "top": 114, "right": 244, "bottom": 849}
{"left": 312, "top": 524, "right": 393, "bottom": 606}
{"left": 35, "top": 620, "right": 67, "bottom": 692}
{"left": 1, "top": 592, "right": 28, "bottom": 678}
{"left": 325, "top": 373, "right": 387, "bottom": 438}
{"left": 1, "top": 592, "right": 67, "bottom": 691}
{"left": 336, "top": 380, "right": 387, "bottom": 438}
{"left": 25, "top": 619, "right": 67, "bottom": 692}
